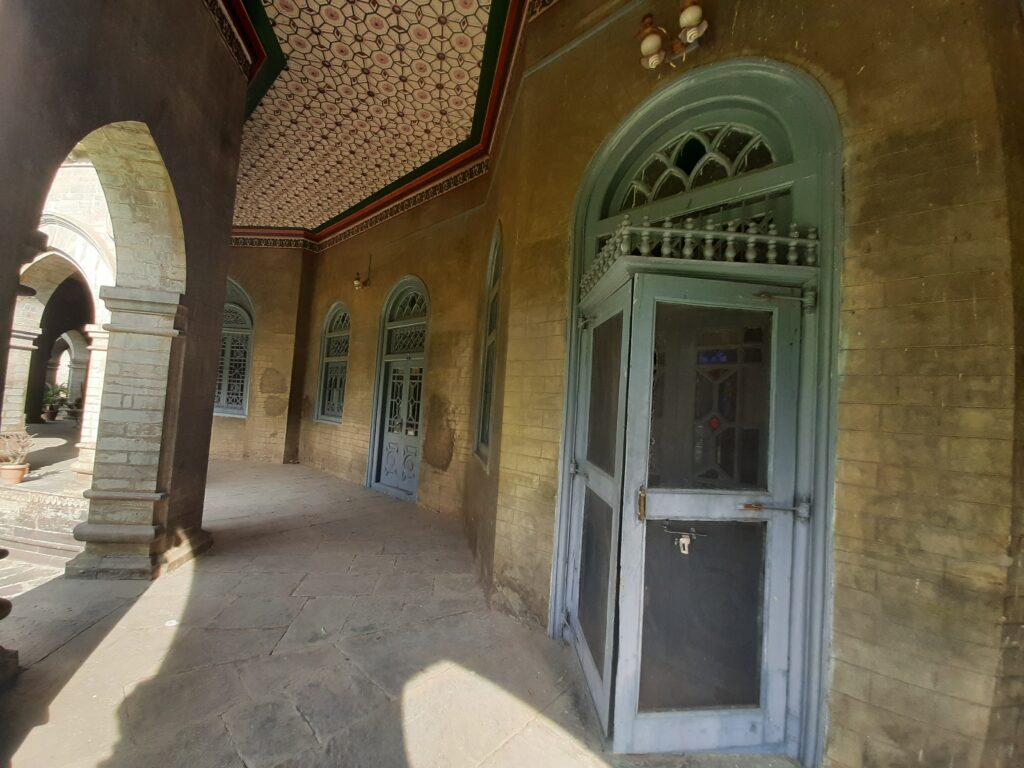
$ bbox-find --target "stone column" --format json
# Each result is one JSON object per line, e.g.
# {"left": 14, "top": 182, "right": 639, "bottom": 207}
{"left": 71, "top": 324, "right": 108, "bottom": 476}
{"left": 1, "top": 323, "right": 40, "bottom": 433}
{"left": 66, "top": 287, "right": 184, "bottom": 579}
{"left": 0, "top": 230, "right": 48, "bottom": 432}
{"left": 67, "top": 359, "right": 87, "bottom": 403}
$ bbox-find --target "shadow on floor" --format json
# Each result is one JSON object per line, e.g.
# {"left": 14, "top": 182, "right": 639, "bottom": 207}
{"left": 0, "top": 461, "right": 798, "bottom": 768}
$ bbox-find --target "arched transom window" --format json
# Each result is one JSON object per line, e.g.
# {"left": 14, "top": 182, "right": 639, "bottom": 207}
{"left": 386, "top": 287, "right": 428, "bottom": 355}
{"left": 317, "top": 303, "right": 351, "bottom": 422}
{"left": 579, "top": 105, "right": 822, "bottom": 297}
{"left": 618, "top": 124, "right": 775, "bottom": 213}
{"left": 214, "top": 279, "right": 254, "bottom": 416}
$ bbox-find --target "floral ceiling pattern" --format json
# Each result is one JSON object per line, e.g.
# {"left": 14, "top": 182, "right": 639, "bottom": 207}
{"left": 232, "top": 0, "right": 494, "bottom": 232}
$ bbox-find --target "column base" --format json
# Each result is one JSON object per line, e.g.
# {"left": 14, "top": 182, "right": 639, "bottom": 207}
{"left": 156, "top": 526, "right": 214, "bottom": 576}
{"left": 64, "top": 526, "right": 214, "bottom": 579}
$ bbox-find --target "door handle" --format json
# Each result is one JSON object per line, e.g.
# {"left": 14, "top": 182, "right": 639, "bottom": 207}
{"left": 637, "top": 485, "right": 647, "bottom": 523}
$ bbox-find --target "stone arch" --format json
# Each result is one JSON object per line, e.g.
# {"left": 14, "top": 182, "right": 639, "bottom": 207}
{"left": 52, "top": 329, "right": 89, "bottom": 404}
{"left": 51, "top": 121, "right": 196, "bottom": 579}
{"left": 1, "top": 253, "right": 96, "bottom": 433}
{"left": 75, "top": 121, "right": 185, "bottom": 293}
{"left": 37, "top": 214, "right": 115, "bottom": 323}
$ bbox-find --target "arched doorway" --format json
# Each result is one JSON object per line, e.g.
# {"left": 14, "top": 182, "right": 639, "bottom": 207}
{"left": 369, "top": 277, "right": 429, "bottom": 498}
{"left": 555, "top": 61, "right": 841, "bottom": 761}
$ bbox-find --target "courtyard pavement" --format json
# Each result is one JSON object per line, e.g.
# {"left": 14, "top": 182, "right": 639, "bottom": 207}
{"left": 0, "top": 460, "right": 796, "bottom": 768}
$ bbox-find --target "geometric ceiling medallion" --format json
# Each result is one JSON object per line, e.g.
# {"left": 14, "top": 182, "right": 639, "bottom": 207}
{"left": 230, "top": 0, "right": 523, "bottom": 247}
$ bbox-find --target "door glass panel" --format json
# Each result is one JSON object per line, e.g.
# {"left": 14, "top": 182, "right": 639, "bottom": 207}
{"left": 586, "top": 312, "right": 623, "bottom": 475}
{"left": 386, "top": 365, "right": 405, "bottom": 434}
{"left": 578, "top": 487, "right": 614, "bottom": 675}
{"left": 406, "top": 366, "right": 423, "bottom": 436}
{"left": 638, "top": 520, "right": 766, "bottom": 711}
{"left": 649, "top": 304, "right": 771, "bottom": 489}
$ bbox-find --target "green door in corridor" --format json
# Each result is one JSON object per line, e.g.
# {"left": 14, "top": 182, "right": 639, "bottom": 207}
{"left": 371, "top": 278, "right": 429, "bottom": 498}
{"left": 377, "top": 359, "right": 424, "bottom": 495}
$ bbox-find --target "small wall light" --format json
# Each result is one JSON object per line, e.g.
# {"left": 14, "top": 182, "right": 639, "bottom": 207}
{"left": 639, "top": 1, "right": 709, "bottom": 71}
{"left": 354, "top": 253, "right": 372, "bottom": 290}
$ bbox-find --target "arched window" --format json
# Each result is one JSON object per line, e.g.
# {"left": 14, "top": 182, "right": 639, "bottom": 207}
{"left": 214, "top": 279, "right": 254, "bottom": 416}
{"left": 317, "top": 303, "right": 351, "bottom": 422}
{"left": 476, "top": 223, "right": 502, "bottom": 458}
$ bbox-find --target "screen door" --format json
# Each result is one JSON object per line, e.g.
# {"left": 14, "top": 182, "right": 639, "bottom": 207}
{"left": 566, "top": 282, "right": 631, "bottom": 735}
{"left": 612, "top": 274, "right": 801, "bottom": 753}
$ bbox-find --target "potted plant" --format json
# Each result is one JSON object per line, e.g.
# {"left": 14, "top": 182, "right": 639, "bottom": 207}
{"left": 0, "top": 432, "right": 33, "bottom": 485}
{"left": 41, "top": 384, "right": 67, "bottom": 422}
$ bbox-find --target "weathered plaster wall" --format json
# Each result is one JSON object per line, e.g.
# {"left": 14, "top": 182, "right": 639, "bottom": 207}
{"left": 296, "top": 178, "right": 491, "bottom": 517}
{"left": 209, "top": 248, "right": 304, "bottom": 463}
{"left": 0, "top": 1, "right": 248, "bottom": 554}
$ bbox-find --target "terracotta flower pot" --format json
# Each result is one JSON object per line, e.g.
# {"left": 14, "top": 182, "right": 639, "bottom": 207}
{"left": 0, "top": 464, "right": 29, "bottom": 485}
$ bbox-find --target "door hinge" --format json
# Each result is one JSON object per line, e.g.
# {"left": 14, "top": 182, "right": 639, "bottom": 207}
{"left": 577, "top": 314, "right": 593, "bottom": 331}
{"left": 569, "top": 460, "right": 588, "bottom": 480}
{"left": 637, "top": 485, "right": 647, "bottom": 522}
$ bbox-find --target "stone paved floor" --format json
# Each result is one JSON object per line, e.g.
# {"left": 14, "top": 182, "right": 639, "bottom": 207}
{"left": 12, "top": 420, "right": 90, "bottom": 496}
{"left": 0, "top": 558, "right": 61, "bottom": 598}
{"left": 0, "top": 461, "right": 796, "bottom": 768}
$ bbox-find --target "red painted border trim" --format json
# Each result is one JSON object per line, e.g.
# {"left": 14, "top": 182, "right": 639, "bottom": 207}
{"left": 224, "top": 0, "right": 268, "bottom": 81}
{"left": 231, "top": 0, "right": 525, "bottom": 243}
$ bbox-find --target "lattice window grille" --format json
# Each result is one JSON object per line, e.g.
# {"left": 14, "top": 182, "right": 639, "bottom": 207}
{"left": 618, "top": 124, "right": 775, "bottom": 214}
{"left": 388, "top": 325, "right": 426, "bottom": 355}
{"left": 318, "top": 306, "right": 351, "bottom": 422}
{"left": 320, "top": 362, "right": 347, "bottom": 420}
{"left": 214, "top": 328, "right": 251, "bottom": 415}
{"left": 387, "top": 368, "right": 405, "bottom": 434}
{"left": 406, "top": 367, "right": 424, "bottom": 437}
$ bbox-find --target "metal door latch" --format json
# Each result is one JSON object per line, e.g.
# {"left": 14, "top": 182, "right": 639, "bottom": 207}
{"left": 739, "top": 499, "right": 811, "bottom": 521}
{"left": 662, "top": 524, "right": 707, "bottom": 555}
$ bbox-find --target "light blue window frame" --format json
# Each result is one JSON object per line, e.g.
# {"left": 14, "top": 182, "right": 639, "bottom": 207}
{"left": 316, "top": 302, "right": 351, "bottom": 423}
{"left": 214, "top": 278, "right": 254, "bottom": 418}
{"left": 475, "top": 223, "right": 503, "bottom": 462}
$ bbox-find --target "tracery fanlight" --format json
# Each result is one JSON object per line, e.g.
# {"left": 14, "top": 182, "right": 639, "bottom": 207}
{"left": 618, "top": 124, "right": 775, "bottom": 213}
{"left": 317, "top": 303, "right": 351, "bottom": 422}
{"left": 389, "top": 288, "right": 428, "bottom": 323}
{"left": 579, "top": 116, "right": 823, "bottom": 298}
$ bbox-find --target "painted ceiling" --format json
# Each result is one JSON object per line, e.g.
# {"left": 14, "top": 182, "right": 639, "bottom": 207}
{"left": 231, "top": 0, "right": 515, "bottom": 238}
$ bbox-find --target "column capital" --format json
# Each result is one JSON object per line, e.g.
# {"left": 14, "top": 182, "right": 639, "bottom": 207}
{"left": 83, "top": 323, "right": 110, "bottom": 350}
{"left": 7, "top": 325, "right": 40, "bottom": 351}
{"left": 99, "top": 286, "right": 183, "bottom": 339}
{"left": 99, "top": 286, "right": 182, "bottom": 315}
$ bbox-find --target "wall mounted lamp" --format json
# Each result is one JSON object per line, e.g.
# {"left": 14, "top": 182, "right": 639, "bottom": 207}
{"left": 354, "top": 253, "right": 372, "bottom": 290}
{"left": 639, "top": 1, "right": 708, "bottom": 71}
